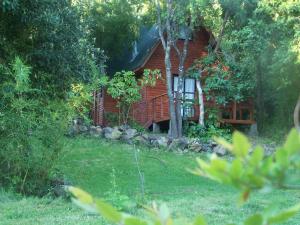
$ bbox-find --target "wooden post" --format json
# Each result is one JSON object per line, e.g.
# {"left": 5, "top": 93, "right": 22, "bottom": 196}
{"left": 161, "top": 96, "right": 163, "bottom": 119}
{"left": 153, "top": 98, "right": 156, "bottom": 122}
{"left": 233, "top": 101, "right": 237, "bottom": 121}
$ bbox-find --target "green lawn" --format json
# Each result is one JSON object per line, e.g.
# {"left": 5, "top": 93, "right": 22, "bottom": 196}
{"left": 1, "top": 136, "right": 300, "bottom": 225}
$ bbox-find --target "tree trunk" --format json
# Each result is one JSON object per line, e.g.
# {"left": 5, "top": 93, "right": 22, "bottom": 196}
{"left": 174, "top": 34, "right": 189, "bottom": 138}
{"left": 196, "top": 79, "right": 205, "bottom": 126}
{"left": 165, "top": 45, "right": 179, "bottom": 138}
{"left": 176, "top": 76, "right": 184, "bottom": 137}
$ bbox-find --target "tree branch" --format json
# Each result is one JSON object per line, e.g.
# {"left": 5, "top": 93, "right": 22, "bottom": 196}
{"left": 154, "top": 0, "right": 167, "bottom": 50}
{"left": 214, "top": 10, "right": 229, "bottom": 54}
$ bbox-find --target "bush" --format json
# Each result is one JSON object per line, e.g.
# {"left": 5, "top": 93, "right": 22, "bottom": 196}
{"left": 0, "top": 58, "right": 68, "bottom": 195}
{"left": 185, "top": 121, "right": 231, "bottom": 142}
{"left": 185, "top": 107, "right": 232, "bottom": 141}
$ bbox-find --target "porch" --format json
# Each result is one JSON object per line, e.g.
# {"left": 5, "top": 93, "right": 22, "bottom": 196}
{"left": 130, "top": 93, "right": 255, "bottom": 128}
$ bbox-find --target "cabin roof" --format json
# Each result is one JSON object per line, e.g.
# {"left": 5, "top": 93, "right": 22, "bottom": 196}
{"left": 106, "top": 26, "right": 160, "bottom": 75}
{"left": 106, "top": 25, "right": 215, "bottom": 75}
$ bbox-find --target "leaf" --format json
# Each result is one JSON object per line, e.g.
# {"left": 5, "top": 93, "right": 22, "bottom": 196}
{"left": 275, "top": 148, "right": 289, "bottom": 168}
{"left": 193, "top": 216, "right": 208, "bottom": 225}
{"left": 233, "top": 131, "right": 251, "bottom": 157}
{"left": 244, "top": 214, "right": 263, "bottom": 225}
{"left": 284, "top": 129, "right": 300, "bottom": 154}
{"left": 95, "top": 199, "right": 122, "bottom": 223}
{"left": 267, "top": 204, "right": 300, "bottom": 224}
{"left": 230, "top": 159, "right": 243, "bottom": 180}
{"left": 249, "top": 146, "right": 264, "bottom": 167}
{"left": 67, "top": 186, "right": 93, "bottom": 204}
{"left": 71, "top": 198, "right": 98, "bottom": 214}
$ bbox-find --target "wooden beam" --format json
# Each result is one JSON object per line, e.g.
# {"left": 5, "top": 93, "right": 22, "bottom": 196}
{"left": 220, "top": 119, "right": 256, "bottom": 125}
{"left": 233, "top": 101, "right": 237, "bottom": 120}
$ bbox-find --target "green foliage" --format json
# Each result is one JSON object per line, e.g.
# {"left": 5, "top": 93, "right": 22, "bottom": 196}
{"left": 106, "top": 69, "right": 160, "bottom": 125}
{"left": 185, "top": 108, "right": 231, "bottom": 141}
{"left": 107, "top": 71, "right": 142, "bottom": 125}
{"left": 108, "top": 71, "right": 142, "bottom": 106}
{"left": 219, "top": 0, "right": 300, "bottom": 131}
{"left": 0, "top": 0, "right": 103, "bottom": 95}
{"left": 195, "top": 129, "right": 300, "bottom": 199}
{"left": 91, "top": 0, "right": 146, "bottom": 59}
{"left": 69, "top": 129, "right": 300, "bottom": 225}
{"left": 104, "top": 168, "right": 133, "bottom": 211}
{"left": 0, "top": 58, "right": 67, "bottom": 195}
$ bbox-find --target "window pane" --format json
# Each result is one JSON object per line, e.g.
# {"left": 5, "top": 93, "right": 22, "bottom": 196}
{"left": 185, "top": 78, "right": 195, "bottom": 100}
{"left": 185, "top": 78, "right": 195, "bottom": 92}
{"left": 173, "top": 76, "right": 178, "bottom": 92}
{"left": 185, "top": 93, "right": 194, "bottom": 100}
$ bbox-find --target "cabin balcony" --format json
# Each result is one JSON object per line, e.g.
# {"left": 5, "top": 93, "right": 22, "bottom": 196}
{"left": 130, "top": 93, "right": 255, "bottom": 129}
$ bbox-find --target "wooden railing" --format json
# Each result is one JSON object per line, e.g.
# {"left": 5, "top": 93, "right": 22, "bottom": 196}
{"left": 220, "top": 100, "right": 255, "bottom": 125}
{"left": 131, "top": 93, "right": 169, "bottom": 128}
{"left": 131, "top": 94, "right": 255, "bottom": 128}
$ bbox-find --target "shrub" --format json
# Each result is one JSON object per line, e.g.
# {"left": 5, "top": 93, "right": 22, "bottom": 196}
{"left": 185, "top": 121, "right": 231, "bottom": 142}
{"left": 0, "top": 58, "right": 67, "bottom": 195}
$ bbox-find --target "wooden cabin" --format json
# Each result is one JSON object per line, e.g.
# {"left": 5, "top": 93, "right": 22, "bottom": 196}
{"left": 92, "top": 26, "right": 255, "bottom": 130}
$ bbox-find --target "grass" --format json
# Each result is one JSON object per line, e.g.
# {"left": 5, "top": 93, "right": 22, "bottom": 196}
{"left": 1, "top": 136, "right": 300, "bottom": 225}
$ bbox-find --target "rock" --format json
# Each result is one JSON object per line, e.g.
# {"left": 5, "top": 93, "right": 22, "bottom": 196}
{"left": 124, "top": 128, "right": 137, "bottom": 139}
{"left": 96, "top": 127, "right": 103, "bottom": 134}
{"left": 107, "top": 128, "right": 122, "bottom": 140}
{"left": 121, "top": 135, "right": 133, "bottom": 144}
{"left": 79, "top": 125, "right": 88, "bottom": 133}
{"left": 153, "top": 136, "right": 168, "bottom": 148}
{"left": 248, "top": 123, "right": 258, "bottom": 136}
{"left": 122, "top": 129, "right": 138, "bottom": 144}
{"left": 168, "top": 138, "right": 189, "bottom": 151}
{"left": 202, "top": 142, "right": 213, "bottom": 152}
{"left": 90, "top": 125, "right": 97, "bottom": 130}
{"left": 188, "top": 141, "right": 202, "bottom": 152}
{"left": 51, "top": 178, "right": 72, "bottom": 198}
{"left": 209, "top": 140, "right": 218, "bottom": 148}
{"left": 133, "top": 135, "right": 149, "bottom": 145}
{"left": 103, "top": 127, "right": 113, "bottom": 139}
{"left": 119, "top": 124, "right": 130, "bottom": 131}
{"left": 213, "top": 145, "right": 227, "bottom": 156}
{"left": 89, "top": 126, "right": 103, "bottom": 137}
{"left": 103, "top": 127, "right": 112, "bottom": 135}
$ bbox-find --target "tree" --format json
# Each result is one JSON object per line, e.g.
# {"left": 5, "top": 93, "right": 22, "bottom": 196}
{"left": 153, "top": 0, "right": 203, "bottom": 138}
{"left": 106, "top": 70, "right": 160, "bottom": 125}
{"left": 91, "top": 0, "right": 145, "bottom": 59}
{"left": 0, "top": 0, "right": 102, "bottom": 95}
{"left": 220, "top": 0, "right": 300, "bottom": 132}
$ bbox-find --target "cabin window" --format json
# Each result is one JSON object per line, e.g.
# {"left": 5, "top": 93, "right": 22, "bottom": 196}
{"left": 173, "top": 76, "right": 195, "bottom": 118}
